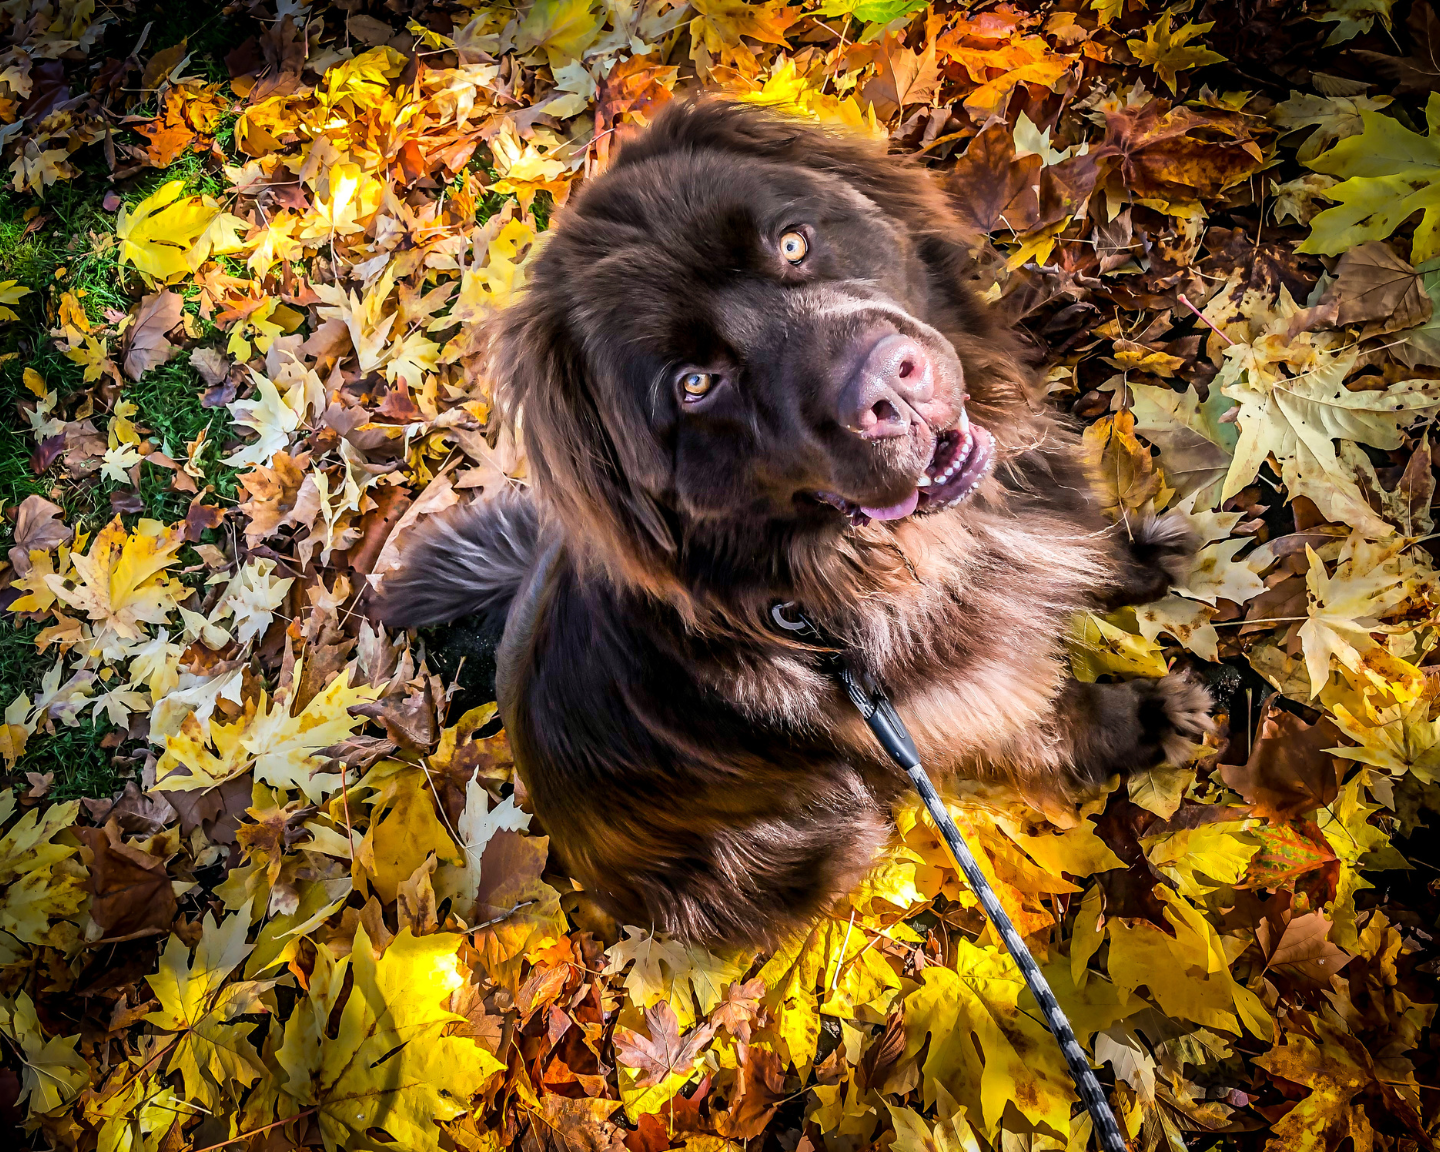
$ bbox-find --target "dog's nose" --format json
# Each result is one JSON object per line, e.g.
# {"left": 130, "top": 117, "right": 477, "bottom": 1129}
{"left": 838, "top": 334, "right": 934, "bottom": 439}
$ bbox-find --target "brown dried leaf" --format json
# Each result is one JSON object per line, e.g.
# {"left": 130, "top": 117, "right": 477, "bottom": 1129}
{"left": 1259, "top": 909, "right": 1353, "bottom": 983}
{"left": 715, "top": 1045, "right": 788, "bottom": 1139}
{"left": 1221, "top": 700, "right": 1346, "bottom": 820}
{"left": 612, "top": 1001, "right": 715, "bottom": 1089}
{"left": 9, "top": 495, "right": 71, "bottom": 573}
{"left": 122, "top": 291, "right": 183, "bottom": 381}
{"left": 73, "top": 819, "right": 176, "bottom": 941}
{"left": 1323, "top": 242, "right": 1431, "bottom": 337}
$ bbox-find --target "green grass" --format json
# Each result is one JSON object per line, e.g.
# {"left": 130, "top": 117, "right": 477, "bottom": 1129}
{"left": 0, "top": 624, "right": 125, "bottom": 798}
{"left": 123, "top": 354, "right": 239, "bottom": 520}
{"left": 14, "top": 718, "right": 123, "bottom": 801}
{"left": 0, "top": 115, "right": 242, "bottom": 799}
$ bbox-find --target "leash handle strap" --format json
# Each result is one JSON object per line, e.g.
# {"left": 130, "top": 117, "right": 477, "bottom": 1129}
{"left": 770, "top": 604, "right": 1128, "bottom": 1152}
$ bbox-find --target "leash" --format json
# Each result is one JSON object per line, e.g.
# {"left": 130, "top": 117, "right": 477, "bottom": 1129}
{"left": 771, "top": 603, "right": 1129, "bottom": 1152}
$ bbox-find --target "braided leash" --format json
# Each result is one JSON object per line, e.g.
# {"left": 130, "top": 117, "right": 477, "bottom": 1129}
{"left": 771, "top": 604, "right": 1128, "bottom": 1152}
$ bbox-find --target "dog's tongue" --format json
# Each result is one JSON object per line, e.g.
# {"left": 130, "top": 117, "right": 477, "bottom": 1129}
{"left": 860, "top": 488, "right": 920, "bottom": 521}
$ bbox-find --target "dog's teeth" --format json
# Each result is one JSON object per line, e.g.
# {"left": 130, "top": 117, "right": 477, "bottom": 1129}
{"left": 957, "top": 409, "right": 969, "bottom": 436}
{"left": 916, "top": 475, "right": 931, "bottom": 487}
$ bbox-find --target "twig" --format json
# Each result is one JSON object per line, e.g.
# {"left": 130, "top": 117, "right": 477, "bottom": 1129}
{"left": 339, "top": 761, "right": 356, "bottom": 871}
{"left": 1213, "top": 616, "right": 1309, "bottom": 627}
{"left": 1177, "top": 293, "right": 1234, "bottom": 345}
{"left": 420, "top": 757, "right": 477, "bottom": 865}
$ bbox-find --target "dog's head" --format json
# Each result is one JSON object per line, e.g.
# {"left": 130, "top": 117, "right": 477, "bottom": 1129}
{"left": 494, "top": 101, "right": 1040, "bottom": 597}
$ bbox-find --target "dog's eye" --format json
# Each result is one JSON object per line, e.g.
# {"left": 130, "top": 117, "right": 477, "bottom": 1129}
{"left": 780, "top": 230, "right": 808, "bottom": 264}
{"left": 681, "top": 371, "right": 714, "bottom": 399}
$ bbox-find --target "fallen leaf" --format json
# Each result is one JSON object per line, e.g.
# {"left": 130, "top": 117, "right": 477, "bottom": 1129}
{"left": 1258, "top": 909, "right": 1353, "bottom": 982}
{"left": 73, "top": 819, "right": 176, "bottom": 940}
{"left": 614, "top": 1001, "right": 715, "bottom": 1089}
{"left": 1322, "top": 241, "right": 1432, "bottom": 337}
{"left": 1126, "top": 13, "right": 1226, "bottom": 94}
{"left": 122, "top": 291, "right": 184, "bottom": 380}
{"left": 1221, "top": 699, "right": 1346, "bottom": 819}
{"left": 8, "top": 495, "right": 70, "bottom": 573}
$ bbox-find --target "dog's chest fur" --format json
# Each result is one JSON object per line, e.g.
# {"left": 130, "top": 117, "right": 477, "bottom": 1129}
{"left": 691, "top": 481, "right": 1119, "bottom": 788}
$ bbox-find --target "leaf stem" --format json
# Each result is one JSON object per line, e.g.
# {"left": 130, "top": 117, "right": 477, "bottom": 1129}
{"left": 1178, "top": 293, "right": 1235, "bottom": 345}
{"left": 190, "top": 1106, "right": 319, "bottom": 1152}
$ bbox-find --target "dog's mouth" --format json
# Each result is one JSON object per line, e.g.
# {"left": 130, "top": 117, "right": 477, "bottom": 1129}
{"left": 815, "top": 410, "right": 995, "bottom": 526}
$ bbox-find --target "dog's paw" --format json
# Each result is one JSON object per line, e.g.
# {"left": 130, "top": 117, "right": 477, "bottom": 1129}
{"left": 1102, "top": 511, "right": 1200, "bottom": 608}
{"left": 1134, "top": 511, "right": 1199, "bottom": 584}
{"left": 1134, "top": 671, "right": 1216, "bottom": 767}
{"left": 1064, "top": 671, "right": 1216, "bottom": 785}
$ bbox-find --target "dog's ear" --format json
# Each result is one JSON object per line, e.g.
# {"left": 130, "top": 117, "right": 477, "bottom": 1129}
{"left": 491, "top": 293, "right": 680, "bottom": 592}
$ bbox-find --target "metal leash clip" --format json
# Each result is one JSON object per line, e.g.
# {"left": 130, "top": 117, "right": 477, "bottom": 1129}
{"left": 769, "top": 601, "right": 834, "bottom": 648}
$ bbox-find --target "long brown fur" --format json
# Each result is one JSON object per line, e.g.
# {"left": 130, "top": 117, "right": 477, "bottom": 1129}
{"left": 377, "top": 100, "right": 1212, "bottom": 947}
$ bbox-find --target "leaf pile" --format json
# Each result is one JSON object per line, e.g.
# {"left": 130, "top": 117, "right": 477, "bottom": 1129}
{"left": 1, "top": 2, "right": 1439, "bottom": 1151}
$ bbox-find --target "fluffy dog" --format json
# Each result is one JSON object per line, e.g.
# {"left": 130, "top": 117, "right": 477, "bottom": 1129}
{"left": 377, "top": 101, "right": 1212, "bottom": 946}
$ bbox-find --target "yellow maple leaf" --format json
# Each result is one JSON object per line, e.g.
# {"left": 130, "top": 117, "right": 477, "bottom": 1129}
{"left": 1126, "top": 13, "right": 1227, "bottom": 94}
{"left": 515, "top": 0, "right": 604, "bottom": 72}
{"left": 1143, "top": 819, "right": 1261, "bottom": 896}
{"left": 360, "top": 771, "right": 462, "bottom": 903}
{"left": 754, "top": 915, "right": 900, "bottom": 1085}
{"left": 1328, "top": 696, "right": 1440, "bottom": 784}
{"left": 0, "top": 693, "right": 32, "bottom": 769}
{"left": 690, "top": 0, "right": 797, "bottom": 61}
{"left": 902, "top": 941, "right": 1077, "bottom": 1140}
{"left": 9, "top": 141, "right": 75, "bottom": 194}
{"left": 43, "top": 517, "right": 185, "bottom": 641}
{"left": 312, "top": 271, "right": 401, "bottom": 375}
{"left": 0, "top": 793, "right": 87, "bottom": 963}
{"left": 887, "top": 1098, "right": 982, "bottom": 1152}
{"left": 0, "top": 278, "right": 32, "bottom": 323}
{"left": 144, "top": 905, "right": 272, "bottom": 1111}
{"left": 1069, "top": 609, "right": 1170, "bottom": 681}
{"left": 318, "top": 45, "right": 407, "bottom": 112}
{"left": 155, "top": 664, "right": 380, "bottom": 803}
{"left": 487, "top": 122, "right": 573, "bottom": 209}
{"left": 0, "top": 991, "right": 87, "bottom": 1115}
{"left": 1254, "top": 1020, "right": 1378, "bottom": 1150}
{"left": 225, "top": 295, "right": 291, "bottom": 362}
{"left": 384, "top": 326, "right": 440, "bottom": 390}
{"left": 736, "top": 58, "right": 883, "bottom": 137}
{"left": 273, "top": 926, "right": 503, "bottom": 1151}
{"left": 222, "top": 368, "right": 304, "bottom": 469}
{"left": 116, "top": 179, "right": 247, "bottom": 284}
{"left": 1298, "top": 90, "right": 1440, "bottom": 262}
{"left": 1105, "top": 887, "right": 1271, "bottom": 1039}
{"left": 1083, "top": 409, "right": 1174, "bottom": 519}
{"left": 7, "top": 545, "right": 74, "bottom": 617}
{"left": 51, "top": 297, "right": 113, "bottom": 382}
{"left": 1298, "top": 535, "right": 1434, "bottom": 700}
{"left": 299, "top": 162, "right": 386, "bottom": 239}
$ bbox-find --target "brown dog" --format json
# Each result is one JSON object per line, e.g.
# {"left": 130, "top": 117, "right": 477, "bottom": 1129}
{"left": 377, "top": 101, "right": 1212, "bottom": 946}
